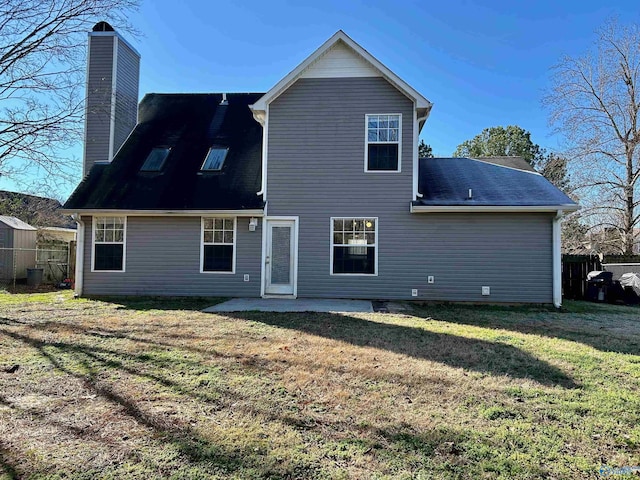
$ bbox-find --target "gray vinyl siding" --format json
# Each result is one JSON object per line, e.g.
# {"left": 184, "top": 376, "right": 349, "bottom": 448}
{"left": 84, "top": 35, "right": 114, "bottom": 174}
{"left": 267, "top": 77, "right": 554, "bottom": 303}
{"left": 82, "top": 216, "right": 262, "bottom": 297}
{"left": 113, "top": 38, "right": 139, "bottom": 155}
{"left": 83, "top": 35, "right": 139, "bottom": 177}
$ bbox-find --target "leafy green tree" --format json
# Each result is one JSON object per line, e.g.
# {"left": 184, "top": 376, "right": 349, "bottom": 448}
{"left": 418, "top": 140, "right": 434, "bottom": 158}
{"left": 453, "top": 125, "right": 572, "bottom": 193}
{"left": 561, "top": 216, "right": 590, "bottom": 253}
{"left": 536, "top": 153, "right": 571, "bottom": 192}
{"left": 453, "top": 125, "right": 544, "bottom": 165}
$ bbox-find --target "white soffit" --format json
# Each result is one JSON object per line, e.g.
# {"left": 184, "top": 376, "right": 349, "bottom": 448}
{"left": 300, "top": 41, "right": 381, "bottom": 79}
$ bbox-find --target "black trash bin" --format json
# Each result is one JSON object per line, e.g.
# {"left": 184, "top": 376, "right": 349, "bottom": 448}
{"left": 26, "top": 268, "right": 44, "bottom": 287}
{"left": 586, "top": 271, "right": 613, "bottom": 302}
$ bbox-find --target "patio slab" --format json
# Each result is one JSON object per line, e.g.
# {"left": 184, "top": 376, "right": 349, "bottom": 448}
{"left": 203, "top": 298, "right": 373, "bottom": 313}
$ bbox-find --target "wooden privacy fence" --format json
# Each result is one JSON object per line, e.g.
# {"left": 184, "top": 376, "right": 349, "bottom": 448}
{"left": 562, "top": 255, "right": 601, "bottom": 300}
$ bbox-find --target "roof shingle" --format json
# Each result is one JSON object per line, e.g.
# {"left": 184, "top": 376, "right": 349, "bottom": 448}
{"left": 415, "top": 157, "right": 577, "bottom": 207}
{"left": 64, "top": 93, "right": 264, "bottom": 211}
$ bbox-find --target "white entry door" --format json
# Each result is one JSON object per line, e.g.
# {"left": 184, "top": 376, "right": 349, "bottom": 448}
{"left": 265, "top": 219, "right": 297, "bottom": 295}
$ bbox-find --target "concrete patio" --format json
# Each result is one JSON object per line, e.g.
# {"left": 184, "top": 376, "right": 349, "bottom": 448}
{"left": 203, "top": 298, "right": 374, "bottom": 313}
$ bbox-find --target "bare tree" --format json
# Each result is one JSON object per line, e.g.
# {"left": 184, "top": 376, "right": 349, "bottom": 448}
{"left": 545, "top": 19, "right": 640, "bottom": 254}
{"left": 0, "top": 0, "right": 139, "bottom": 191}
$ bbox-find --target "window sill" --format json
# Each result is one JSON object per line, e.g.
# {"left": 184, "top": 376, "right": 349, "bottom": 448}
{"left": 330, "top": 272, "right": 378, "bottom": 277}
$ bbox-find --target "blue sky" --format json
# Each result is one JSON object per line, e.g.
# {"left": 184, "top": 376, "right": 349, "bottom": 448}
{"left": 127, "top": 0, "right": 636, "bottom": 156}
{"left": 2, "top": 0, "right": 638, "bottom": 198}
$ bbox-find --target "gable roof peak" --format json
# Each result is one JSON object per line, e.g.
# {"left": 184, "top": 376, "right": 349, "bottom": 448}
{"left": 250, "top": 30, "right": 432, "bottom": 116}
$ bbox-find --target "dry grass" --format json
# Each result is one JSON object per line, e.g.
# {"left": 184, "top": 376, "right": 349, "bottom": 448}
{"left": 0, "top": 292, "right": 639, "bottom": 479}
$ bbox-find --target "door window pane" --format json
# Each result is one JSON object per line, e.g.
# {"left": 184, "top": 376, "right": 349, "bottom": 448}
{"left": 271, "top": 226, "right": 291, "bottom": 284}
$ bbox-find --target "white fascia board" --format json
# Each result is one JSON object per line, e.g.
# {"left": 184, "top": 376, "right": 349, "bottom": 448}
{"left": 410, "top": 204, "right": 580, "bottom": 213}
{"left": 60, "top": 209, "right": 265, "bottom": 217}
{"left": 249, "top": 30, "right": 433, "bottom": 112}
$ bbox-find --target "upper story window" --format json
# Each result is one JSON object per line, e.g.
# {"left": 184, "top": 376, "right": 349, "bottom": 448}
{"left": 140, "top": 147, "right": 170, "bottom": 172}
{"left": 365, "top": 114, "right": 401, "bottom": 172}
{"left": 93, "top": 216, "right": 126, "bottom": 271}
{"left": 201, "top": 147, "right": 229, "bottom": 171}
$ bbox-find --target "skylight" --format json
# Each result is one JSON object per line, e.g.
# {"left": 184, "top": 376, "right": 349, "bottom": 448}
{"left": 201, "top": 147, "right": 229, "bottom": 171}
{"left": 140, "top": 147, "right": 170, "bottom": 172}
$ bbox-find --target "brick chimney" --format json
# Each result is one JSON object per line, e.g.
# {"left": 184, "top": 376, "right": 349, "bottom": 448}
{"left": 83, "top": 21, "right": 140, "bottom": 176}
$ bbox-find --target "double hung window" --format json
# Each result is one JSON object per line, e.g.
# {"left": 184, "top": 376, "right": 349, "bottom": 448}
{"left": 331, "top": 218, "right": 377, "bottom": 275}
{"left": 93, "top": 217, "right": 126, "bottom": 271}
{"left": 365, "top": 114, "right": 401, "bottom": 171}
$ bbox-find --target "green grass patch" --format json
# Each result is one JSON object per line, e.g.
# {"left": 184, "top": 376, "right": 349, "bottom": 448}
{"left": 0, "top": 293, "right": 639, "bottom": 478}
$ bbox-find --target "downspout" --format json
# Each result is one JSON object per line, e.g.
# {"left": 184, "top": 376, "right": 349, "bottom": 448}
{"left": 254, "top": 105, "right": 268, "bottom": 199}
{"left": 72, "top": 214, "right": 85, "bottom": 297}
{"left": 414, "top": 109, "right": 431, "bottom": 199}
{"left": 552, "top": 210, "right": 563, "bottom": 308}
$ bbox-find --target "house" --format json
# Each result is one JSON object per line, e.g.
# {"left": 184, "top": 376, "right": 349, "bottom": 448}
{"left": 63, "top": 25, "right": 578, "bottom": 306}
{"left": 0, "top": 216, "right": 37, "bottom": 281}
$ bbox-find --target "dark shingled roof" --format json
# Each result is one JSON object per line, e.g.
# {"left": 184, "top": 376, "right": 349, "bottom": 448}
{"left": 470, "top": 156, "right": 537, "bottom": 173}
{"left": 64, "top": 93, "right": 264, "bottom": 211}
{"left": 415, "top": 157, "right": 577, "bottom": 207}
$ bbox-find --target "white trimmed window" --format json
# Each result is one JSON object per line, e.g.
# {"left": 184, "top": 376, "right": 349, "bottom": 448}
{"left": 201, "top": 217, "right": 236, "bottom": 273}
{"left": 331, "top": 218, "right": 377, "bottom": 275}
{"left": 93, "top": 216, "right": 126, "bottom": 271}
{"left": 365, "top": 114, "right": 401, "bottom": 172}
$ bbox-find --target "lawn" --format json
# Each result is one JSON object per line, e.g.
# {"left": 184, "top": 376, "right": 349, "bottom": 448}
{"left": 0, "top": 292, "right": 639, "bottom": 479}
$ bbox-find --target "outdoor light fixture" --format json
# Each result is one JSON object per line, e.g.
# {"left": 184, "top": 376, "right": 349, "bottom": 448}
{"left": 249, "top": 217, "right": 258, "bottom": 231}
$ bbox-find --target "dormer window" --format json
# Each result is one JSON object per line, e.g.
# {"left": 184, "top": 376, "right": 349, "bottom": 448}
{"left": 140, "top": 147, "right": 170, "bottom": 172}
{"left": 365, "top": 114, "right": 401, "bottom": 172}
{"left": 201, "top": 147, "right": 229, "bottom": 171}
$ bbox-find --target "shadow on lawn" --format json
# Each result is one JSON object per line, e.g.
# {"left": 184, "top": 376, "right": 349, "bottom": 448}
{"left": 85, "top": 296, "right": 226, "bottom": 312}
{"left": 0, "top": 444, "right": 19, "bottom": 480}
{"left": 408, "top": 303, "right": 640, "bottom": 356}
{"left": 227, "top": 312, "right": 578, "bottom": 388}
{"left": 0, "top": 328, "right": 328, "bottom": 479}
{"left": 0, "top": 312, "right": 580, "bottom": 477}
